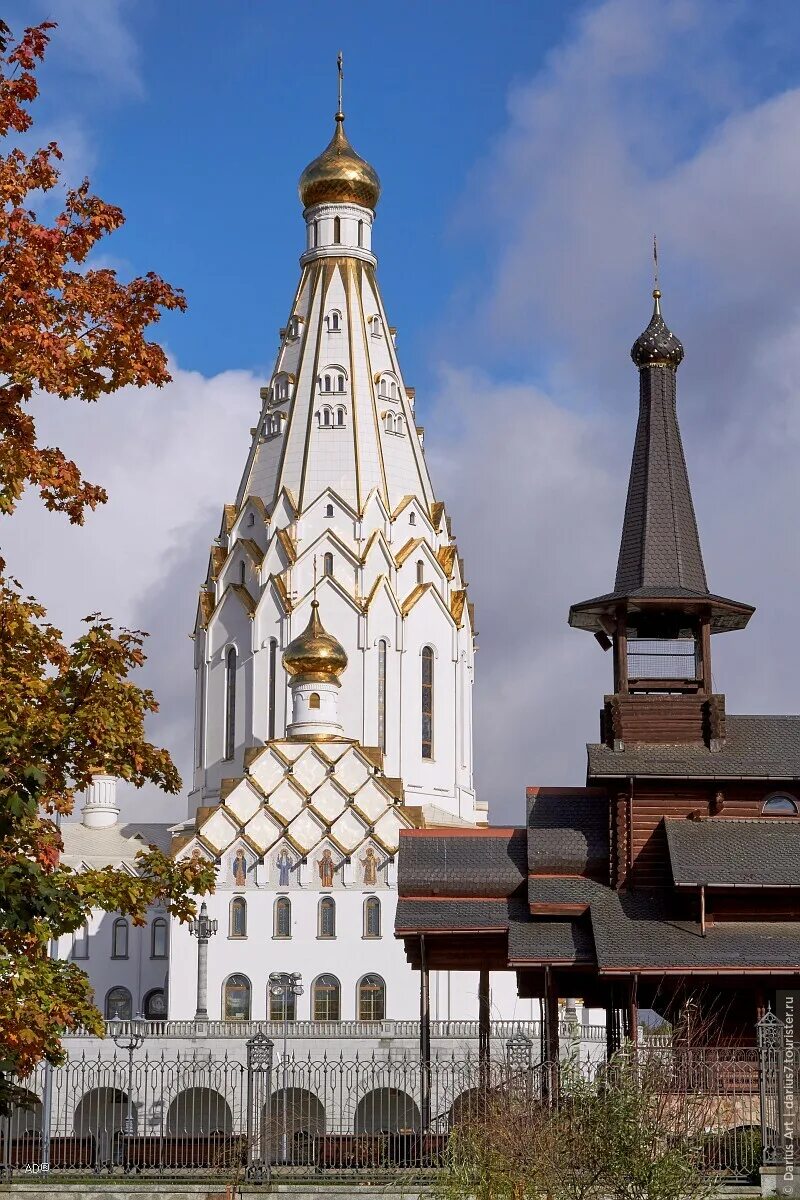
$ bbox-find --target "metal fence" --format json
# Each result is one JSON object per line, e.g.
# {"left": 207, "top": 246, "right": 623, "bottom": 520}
{"left": 0, "top": 1036, "right": 773, "bottom": 1183}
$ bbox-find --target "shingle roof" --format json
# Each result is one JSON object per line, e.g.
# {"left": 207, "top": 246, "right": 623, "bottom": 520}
{"left": 527, "top": 790, "right": 609, "bottom": 876}
{"left": 528, "top": 876, "right": 608, "bottom": 909}
{"left": 60, "top": 820, "right": 173, "bottom": 867}
{"left": 395, "top": 897, "right": 512, "bottom": 933}
{"left": 589, "top": 890, "right": 800, "bottom": 971}
{"left": 508, "top": 917, "right": 595, "bottom": 965}
{"left": 397, "top": 830, "right": 527, "bottom": 898}
{"left": 587, "top": 716, "right": 800, "bottom": 780}
{"left": 665, "top": 818, "right": 800, "bottom": 887}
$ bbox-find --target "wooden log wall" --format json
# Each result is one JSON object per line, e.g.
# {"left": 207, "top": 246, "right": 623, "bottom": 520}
{"left": 630, "top": 783, "right": 787, "bottom": 888}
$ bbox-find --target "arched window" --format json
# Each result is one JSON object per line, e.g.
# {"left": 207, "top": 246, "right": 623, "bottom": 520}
{"left": 328, "top": 310, "right": 341, "bottom": 332}
{"left": 309, "top": 692, "right": 321, "bottom": 710}
{"left": 318, "top": 896, "right": 336, "bottom": 939}
{"left": 151, "top": 918, "right": 168, "bottom": 959}
{"left": 370, "top": 315, "right": 381, "bottom": 337}
{"left": 364, "top": 896, "right": 381, "bottom": 939}
{"left": 273, "top": 896, "right": 292, "bottom": 939}
{"left": 111, "top": 918, "right": 128, "bottom": 959}
{"left": 421, "top": 646, "right": 434, "bottom": 760}
{"left": 333, "top": 216, "right": 341, "bottom": 243}
{"left": 416, "top": 560, "right": 424, "bottom": 586}
{"left": 239, "top": 560, "right": 246, "bottom": 586}
{"left": 384, "top": 412, "right": 395, "bottom": 434}
{"left": 312, "top": 974, "right": 340, "bottom": 1021}
{"left": 322, "top": 374, "right": 331, "bottom": 393}
{"left": 377, "top": 640, "right": 387, "bottom": 753}
{"left": 323, "top": 552, "right": 334, "bottom": 577}
{"left": 248, "top": 512, "right": 255, "bottom": 526}
{"left": 269, "top": 981, "right": 296, "bottom": 1021}
{"left": 312, "top": 219, "right": 319, "bottom": 247}
{"left": 409, "top": 512, "right": 416, "bottom": 526}
{"left": 144, "top": 988, "right": 166, "bottom": 1020}
{"left": 358, "top": 219, "right": 364, "bottom": 247}
{"left": 223, "top": 974, "right": 251, "bottom": 1021}
{"left": 336, "top": 406, "right": 345, "bottom": 426}
{"left": 378, "top": 377, "right": 387, "bottom": 397}
{"left": 358, "top": 974, "right": 386, "bottom": 1021}
{"left": 325, "top": 503, "right": 334, "bottom": 518}
{"left": 336, "top": 373, "right": 345, "bottom": 392}
{"left": 391, "top": 380, "right": 397, "bottom": 399}
{"left": 396, "top": 415, "right": 405, "bottom": 435}
{"left": 229, "top": 897, "right": 247, "bottom": 939}
{"left": 72, "top": 921, "right": 89, "bottom": 959}
{"left": 268, "top": 638, "right": 277, "bottom": 741}
{"left": 763, "top": 794, "right": 799, "bottom": 815}
{"left": 224, "top": 646, "right": 237, "bottom": 761}
{"left": 105, "top": 986, "right": 132, "bottom": 1021}
{"left": 323, "top": 407, "right": 331, "bottom": 426}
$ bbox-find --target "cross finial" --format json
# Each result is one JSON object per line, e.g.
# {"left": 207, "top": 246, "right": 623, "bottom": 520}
{"left": 653, "top": 234, "right": 659, "bottom": 294}
{"left": 313, "top": 554, "right": 318, "bottom": 599}
{"left": 337, "top": 51, "right": 344, "bottom": 120}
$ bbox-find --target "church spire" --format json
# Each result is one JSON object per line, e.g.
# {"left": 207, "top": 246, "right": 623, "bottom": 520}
{"left": 570, "top": 283, "right": 753, "bottom": 640}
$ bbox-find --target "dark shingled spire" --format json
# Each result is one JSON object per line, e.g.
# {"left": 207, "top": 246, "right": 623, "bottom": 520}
{"left": 569, "top": 288, "right": 754, "bottom": 634}
{"left": 615, "top": 289, "right": 705, "bottom": 595}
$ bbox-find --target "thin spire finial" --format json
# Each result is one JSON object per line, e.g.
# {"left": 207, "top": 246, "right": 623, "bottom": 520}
{"left": 313, "top": 554, "right": 318, "bottom": 603}
{"left": 336, "top": 51, "right": 344, "bottom": 120}
{"left": 652, "top": 234, "right": 661, "bottom": 315}
{"left": 653, "top": 234, "right": 659, "bottom": 292}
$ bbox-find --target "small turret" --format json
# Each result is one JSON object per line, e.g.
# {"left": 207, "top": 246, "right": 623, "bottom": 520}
{"left": 283, "top": 599, "right": 348, "bottom": 741}
{"left": 80, "top": 774, "right": 119, "bottom": 828}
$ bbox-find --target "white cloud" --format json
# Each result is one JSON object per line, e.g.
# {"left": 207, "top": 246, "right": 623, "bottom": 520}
{"left": 2, "top": 364, "right": 259, "bottom": 821}
{"left": 427, "top": 0, "right": 800, "bottom": 821}
{"left": 18, "top": 0, "right": 143, "bottom": 97}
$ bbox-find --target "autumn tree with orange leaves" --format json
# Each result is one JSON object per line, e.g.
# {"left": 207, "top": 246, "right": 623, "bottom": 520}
{"left": 0, "top": 21, "right": 215, "bottom": 1109}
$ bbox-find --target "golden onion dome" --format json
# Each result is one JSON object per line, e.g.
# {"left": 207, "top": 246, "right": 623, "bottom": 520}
{"left": 298, "top": 113, "right": 381, "bottom": 211}
{"left": 282, "top": 600, "right": 348, "bottom": 682}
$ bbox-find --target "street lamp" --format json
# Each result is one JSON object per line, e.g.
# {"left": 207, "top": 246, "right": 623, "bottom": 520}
{"left": 269, "top": 971, "right": 303, "bottom": 1165}
{"left": 111, "top": 1013, "right": 146, "bottom": 1136}
{"left": 188, "top": 901, "right": 218, "bottom": 1021}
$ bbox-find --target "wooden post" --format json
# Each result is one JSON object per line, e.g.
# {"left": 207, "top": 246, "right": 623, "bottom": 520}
{"left": 700, "top": 615, "right": 712, "bottom": 695}
{"left": 419, "top": 936, "right": 431, "bottom": 1130}
{"left": 613, "top": 609, "right": 629, "bottom": 694}
{"left": 544, "top": 967, "right": 560, "bottom": 1064}
{"left": 627, "top": 976, "right": 639, "bottom": 1046}
{"left": 478, "top": 969, "right": 490, "bottom": 1083}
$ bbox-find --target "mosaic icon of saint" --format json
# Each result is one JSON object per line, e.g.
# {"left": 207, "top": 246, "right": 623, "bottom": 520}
{"left": 361, "top": 846, "right": 378, "bottom": 887}
{"left": 232, "top": 847, "right": 247, "bottom": 887}
{"left": 276, "top": 847, "right": 293, "bottom": 888}
{"left": 318, "top": 847, "right": 335, "bottom": 888}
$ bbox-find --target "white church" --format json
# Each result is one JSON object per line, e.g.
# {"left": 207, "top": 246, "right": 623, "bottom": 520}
{"left": 59, "top": 82, "right": 600, "bottom": 1058}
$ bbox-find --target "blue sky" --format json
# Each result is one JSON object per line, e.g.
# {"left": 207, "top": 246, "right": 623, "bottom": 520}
{"left": 8, "top": 0, "right": 800, "bottom": 820}
{"left": 20, "top": 0, "right": 574, "bottom": 390}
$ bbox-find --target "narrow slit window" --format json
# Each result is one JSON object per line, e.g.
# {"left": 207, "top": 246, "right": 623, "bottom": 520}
{"left": 377, "top": 640, "right": 387, "bottom": 753}
{"left": 421, "top": 647, "right": 434, "bottom": 760}
{"left": 224, "top": 647, "right": 237, "bottom": 760}
{"left": 268, "top": 638, "right": 277, "bottom": 740}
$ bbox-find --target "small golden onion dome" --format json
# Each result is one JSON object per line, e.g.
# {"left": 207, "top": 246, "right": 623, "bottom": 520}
{"left": 298, "top": 114, "right": 381, "bottom": 211}
{"left": 282, "top": 600, "right": 348, "bottom": 682}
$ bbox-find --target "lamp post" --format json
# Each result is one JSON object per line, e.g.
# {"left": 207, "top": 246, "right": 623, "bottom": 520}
{"left": 188, "top": 901, "right": 218, "bottom": 1021}
{"left": 111, "top": 1013, "right": 146, "bottom": 1136}
{"left": 268, "top": 971, "right": 303, "bottom": 1165}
